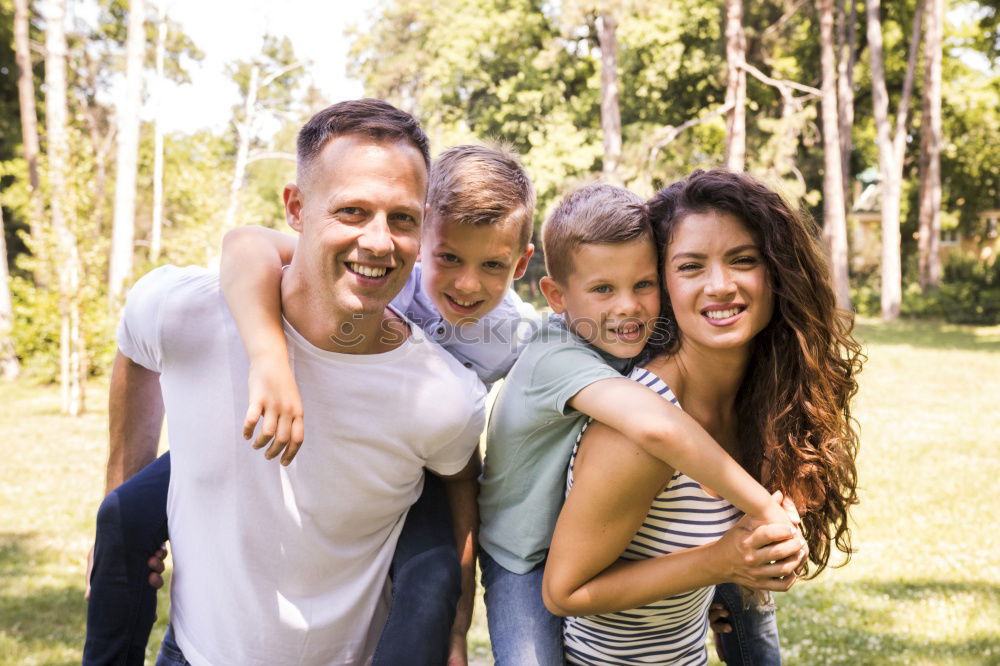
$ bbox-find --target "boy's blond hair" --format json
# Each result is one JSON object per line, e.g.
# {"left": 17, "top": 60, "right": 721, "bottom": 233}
{"left": 542, "top": 184, "right": 648, "bottom": 283}
{"left": 427, "top": 143, "right": 535, "bottom": 249}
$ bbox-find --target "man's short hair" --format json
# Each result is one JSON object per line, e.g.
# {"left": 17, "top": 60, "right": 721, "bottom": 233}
{"left": 427, "top": 143, "right": 536, "bottom": 249}
{"left": 296, "top": 99, "right": 431, "bottom": 182}
{"left": 542, "top": 183, "right": 648, "bottom": 283}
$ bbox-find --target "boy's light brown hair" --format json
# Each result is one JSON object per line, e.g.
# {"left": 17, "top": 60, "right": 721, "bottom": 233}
{"left": 427, "top": 143, "right": 535, "bottom": 249}
{"left": 542, "top": 183, "right": 648, "bottom": 283}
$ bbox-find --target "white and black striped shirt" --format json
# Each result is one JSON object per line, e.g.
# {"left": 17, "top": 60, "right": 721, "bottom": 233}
{"left": 563, "top": 367, "right": 742, "bottom": 665}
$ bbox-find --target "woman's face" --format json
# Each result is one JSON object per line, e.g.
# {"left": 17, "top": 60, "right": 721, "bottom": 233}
{"left": 663, "top": 210, "right": 774, "bottom": 354}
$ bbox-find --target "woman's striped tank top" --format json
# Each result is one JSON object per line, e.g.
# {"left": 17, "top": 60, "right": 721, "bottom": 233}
{"left": 562, "top": 366, "right": 742, "bottom": 665}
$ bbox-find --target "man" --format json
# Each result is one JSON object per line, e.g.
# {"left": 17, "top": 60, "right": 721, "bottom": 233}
{"left": 98, "top": 99, "right": 485, "bottom": 665}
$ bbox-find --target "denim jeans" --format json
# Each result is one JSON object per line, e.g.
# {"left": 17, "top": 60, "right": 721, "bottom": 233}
{"left": 154, "top": 625, "right": 191, "bottom": 666}
{"left": 480, "top": 550, "right": 564, "bottom": 666}
{"left": 84, "top": 452, "right": 171, "bottom": 666}
{"left": 371, "top": 473, "right": 462, "bottom": 665}
{"left": 712, "top": 583, "right": 782, "bottom": 665}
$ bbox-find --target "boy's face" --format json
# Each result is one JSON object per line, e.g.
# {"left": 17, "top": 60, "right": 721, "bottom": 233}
{"left": 420, "top": 215, "right": 534, "bottom": 325}
{"left": 541, "top": 238, "right": 660, "bottom": 359}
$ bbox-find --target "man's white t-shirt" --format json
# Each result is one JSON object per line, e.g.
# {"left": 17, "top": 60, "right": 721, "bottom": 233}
{"left": 117, "top": 265, "right": 486, "bottom": 666}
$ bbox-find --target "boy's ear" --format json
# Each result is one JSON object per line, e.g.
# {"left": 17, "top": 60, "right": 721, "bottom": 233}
{"left": 539, "top": 276, "right": 566, "bottom": 314}
{"left": 284, "top": 183, "right": 304, "bottom": 232}
{"left": 512, "top": 243, "right": 534, "bottom": 280}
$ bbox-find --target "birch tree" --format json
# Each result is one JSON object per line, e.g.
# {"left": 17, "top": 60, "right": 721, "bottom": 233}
{"left": 723, "top": 0, "right": 747, "bottom": 171}
{"left": 818, "top": 0, "right": 851, "bottom": 308}
{"left": 108, "top": 0, "right": 147, "bottom": 304}
{"left": 13, "top": 0, "right": 44, "bottom": 251}
{"left": 45, "top": 0, "right": 85, "bottom": 414}
{"left": 918, "top": 0, "right": 943, "bottom": 288}
{"left": 597, "top": 8, "right": 623, "bottom": 183}
{"left": 150, "top": 0, "right": 167, "bottom": 262}
{"left": 865, "top": 0, "right": 924, "bottom": 321}
{"left": 0, "top": 206, "right": 19, "bottom": 380}
{"left": 836, "top": 0, "right": 859, "bottom": 213}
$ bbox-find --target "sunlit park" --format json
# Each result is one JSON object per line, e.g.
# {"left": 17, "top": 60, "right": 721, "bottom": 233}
{"left": 1, "top": 0, "right": 998, "bottom": 664}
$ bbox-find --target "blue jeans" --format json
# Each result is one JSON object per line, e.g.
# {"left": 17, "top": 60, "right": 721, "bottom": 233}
{"left": 84, "top": 452, "right": 171, "bottom": 666}
{"left": 711, "top": 583, "right": 782, "bottom": 665}
{"left": 480, "top": 550, "right": 564, "bottom": 666}
{"left": 83, "top": 453, "right": 459, "bottom": 666}
{"left": 372, "top": 472, "right": 461, "bottom": 665}
{"left": 154, "top": 625, "right": 190, "bottom": 666}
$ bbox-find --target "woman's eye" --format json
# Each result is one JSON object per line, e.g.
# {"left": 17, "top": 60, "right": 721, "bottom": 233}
{"left": 733, "top": 255, "right": 758, "bottom": 266}
{"left": 678, "top": 263, "right": 700, "bottom": 272}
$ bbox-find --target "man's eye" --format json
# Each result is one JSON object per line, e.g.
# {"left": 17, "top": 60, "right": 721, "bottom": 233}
{"left": 391, "top": 213, "right": 418, "bottom": 226}
{"left": 338, "top": 207, "right": 365, "bottom": 218}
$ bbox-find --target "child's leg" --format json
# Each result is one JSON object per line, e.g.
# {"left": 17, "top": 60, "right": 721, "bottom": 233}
{"left": 480, "top": 550, "right": 564, "bottom": 666}
{"left": 84, "top": 452, "right": 171, "bottom": 666}
{"left": 711, "top": 582, "right": 782, "bottom": 665}
{"left": 371, "top": 473, "right": 462, "bottom": 666}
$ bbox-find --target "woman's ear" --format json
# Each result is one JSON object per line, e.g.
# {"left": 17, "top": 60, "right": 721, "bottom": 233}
{"left": 539, "top": 276, "right": 567, "bottom": 314}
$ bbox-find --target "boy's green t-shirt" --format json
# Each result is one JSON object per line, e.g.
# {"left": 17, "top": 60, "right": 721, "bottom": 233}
{"left": 478, "top": 315, "right": 631, "bottom": 574}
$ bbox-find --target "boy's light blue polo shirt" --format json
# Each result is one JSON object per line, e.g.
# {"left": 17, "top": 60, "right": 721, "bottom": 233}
{"left": 392, "top": 264, "right": 541, "bottom": 385}
{"left": 478, "top": 316, "right": 632, "bottom": 574}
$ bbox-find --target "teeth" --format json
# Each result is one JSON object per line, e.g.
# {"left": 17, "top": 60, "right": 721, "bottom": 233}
{"left": 451, "top": 297, "right": 478, "bottom": 308}
{"left": 705, "top": 308, "right": 740, "bottom": 320}
{"left": 615, "top": 323, "right": 641, "bottom": 335}
{"left": 348, "top": 263, "right": 388, "bottom": 278}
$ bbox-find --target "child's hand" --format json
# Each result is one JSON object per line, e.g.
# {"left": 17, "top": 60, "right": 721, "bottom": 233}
{"left": 244, "top": 355, "right": 305, "bottom": 465}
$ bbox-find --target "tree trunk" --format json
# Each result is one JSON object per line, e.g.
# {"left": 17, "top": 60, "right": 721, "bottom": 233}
{"left": 724, "top": 0, "right": 747, "bottom": 171}
{"left": 865, "top": 0, "right": 923, "bottom": 321}
{"left": 0, "top": 206, "right": 20, "bottom": 381}
{"left": 597, "top": 10, "right": 622, "bottom": 184}
{"left": 45, "top": 0, "right": 84, "bottom": 415}
{"left": 918, "top": 0, "right": 942, "bottom": 288}
{"left": 818, "top": 0, "right": 851, "bottom": 309}
{"left": 151, "top": 1, "right": 167, "bottom": 262}
{"left": 109, "top": 0, "right": 147, "bottom": 304}
{"left": 223, "top": 64, "right": 260, "bottom": 231}
{"left": 836, "top": 0, "right": 858, "bottom": 214}
{"left": 13, "top": 0, "right": 45, "bottom": 255}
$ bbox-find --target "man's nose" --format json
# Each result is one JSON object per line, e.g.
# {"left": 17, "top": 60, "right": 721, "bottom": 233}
{"left": 357, "top": 214, "right": 394, "bottom": 256}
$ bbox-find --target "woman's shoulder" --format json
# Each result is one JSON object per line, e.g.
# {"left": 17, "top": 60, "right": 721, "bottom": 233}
{"left": 627, "top": 365, "right": 680, "bottom": 408}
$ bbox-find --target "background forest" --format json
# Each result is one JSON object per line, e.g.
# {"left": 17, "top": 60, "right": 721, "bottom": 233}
{"left": 1, "top": 0, "right": 998, "bottom": 414}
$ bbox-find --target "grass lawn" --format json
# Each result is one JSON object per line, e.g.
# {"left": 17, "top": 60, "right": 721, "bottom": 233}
{"left": 1, "top": 318, "right": 997, "bottom": 664}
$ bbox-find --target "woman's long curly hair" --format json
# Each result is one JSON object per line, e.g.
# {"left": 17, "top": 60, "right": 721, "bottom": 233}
{"left": 645, "top": 169, "right": 864, "bottom": 577}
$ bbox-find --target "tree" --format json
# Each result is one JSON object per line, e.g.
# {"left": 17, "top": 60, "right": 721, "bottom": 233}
{"left": 836, "top": 0, "right": 859, "bottom": 213}
{"left": 0, "top": 205, "right": 18, "bottom": 380}
{"left": 222, "top": 35, "right": 303, "bottom": 232}
{"left": 597, "top": 8, "right": 623, "bottom": 183}
{"left": 108, "top": 0, "right": 146, "bottom": 304}
{"left": 917, "top": 0, "right": 942, "bottom": 288}
{"left": 45, "top": 0, "right": 85, "bottom": 414}
{"left": 864, "top": 0, "right": 923, "bottom": 321}
{"left": 818, "top": 0, "right": 851, "bottom": 309}
{"left": 150, "top": 0, "right": 166, "bottom": 262}
{"left": 723, "top": 0, "right": 747, "bottom": 171}
{"left": 13, "top": 0, "right": 44, "bottom": 251}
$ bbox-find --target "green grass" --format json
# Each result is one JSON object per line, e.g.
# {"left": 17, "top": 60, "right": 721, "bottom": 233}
{"left": 1, "top": 318, "right": 998, "bottom": 664}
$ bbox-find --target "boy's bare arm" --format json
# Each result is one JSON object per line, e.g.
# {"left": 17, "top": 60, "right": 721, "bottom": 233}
{"left": 437, "top": 451, "right": 482, "bottom": 666}
{"left": 219, "top": 226, "right": 303, "bottom": 464}
{"left": 568, "top": 377, "right": 789, "bottom": 527}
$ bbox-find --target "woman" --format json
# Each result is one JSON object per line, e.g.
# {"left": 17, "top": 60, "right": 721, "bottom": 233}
{"left": 542, "top": 169, "right": 862, "bottom": 665}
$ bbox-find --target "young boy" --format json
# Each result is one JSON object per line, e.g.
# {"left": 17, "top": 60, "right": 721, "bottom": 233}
{"left": 84, "top": 143, "right": 538, "bottom": 666}
{"left": 476, "top": 183, "right": 796, "bottom": 663}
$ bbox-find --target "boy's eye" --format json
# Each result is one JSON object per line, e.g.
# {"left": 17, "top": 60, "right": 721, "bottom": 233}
{"left": 483, "top": 261, "right": 506, "bottom": 271}
{"left": 635, "top": 280, "right": 655, "bottom": 289}
{"left": 592, "top": 284, "right": 613, "bottom": 294}
{"left": 438, "top": 253, "right": 460, "bottom": 264}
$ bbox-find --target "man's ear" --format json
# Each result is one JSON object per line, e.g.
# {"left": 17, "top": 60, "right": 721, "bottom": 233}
{"left": 284, "top": 183, "right": 304, "bottom": 232}
{"left": 539, "top": 275, "right": 566, "bottom": 314}
{"left": 512, "top": 243, "right": 535, "bottom": 280}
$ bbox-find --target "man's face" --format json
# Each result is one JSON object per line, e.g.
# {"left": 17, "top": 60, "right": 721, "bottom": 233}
{"left": 284, "top": 135, "right": 427, "bottom": 318}
{"left": 419, "top": 215, "right": 533, "bottom": 325}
